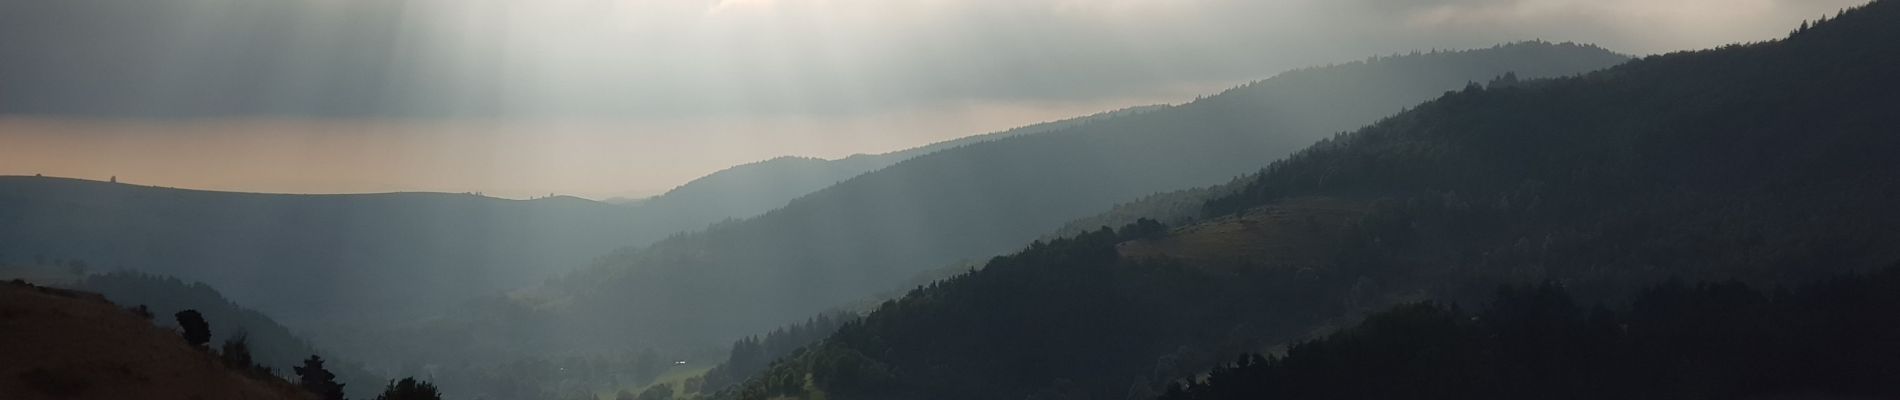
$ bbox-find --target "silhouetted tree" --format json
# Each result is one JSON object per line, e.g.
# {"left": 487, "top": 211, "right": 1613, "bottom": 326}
{"left": 1120, "top": 218, "right": 1168, "bottom": 240}
{"left": 295, "top": 355, "right": 348, "bottom": 400}
{"left": 220, "top": 333, "right": 255, "bottom": 370}
{"left": 174, "top": 309, "right": 210, "bottom": 348}
{"left": 373, "top": 377, "right": 441, "bottom": 400}
{"left": 81, "top": 271, "right": 378, "bottom": 396}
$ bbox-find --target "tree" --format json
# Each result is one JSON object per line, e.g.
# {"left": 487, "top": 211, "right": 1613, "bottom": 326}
{"left": 174, "top": 309, "right": 210, "bottom": 348}
{"left": 295, "top": 355, "right": 348, "bottom": 400}
{"left": 220, "top": 333, "right": 255, "bottom": 370}
{"left": 374, "top": 377, "right": 441, "bottom": 400}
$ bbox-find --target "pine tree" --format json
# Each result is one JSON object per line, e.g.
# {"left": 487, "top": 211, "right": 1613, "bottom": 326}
{"left": 373, "top": 377, "right": 441, "bottom": 400}
{"left": 295, "top": 355, "right": 348, "bottom": 400}
{"left": 220, "top": 334, "right": 255, "bottom": 371}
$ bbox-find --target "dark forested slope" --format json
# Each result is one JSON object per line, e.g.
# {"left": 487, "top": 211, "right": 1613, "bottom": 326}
{"left": 1199, "top": 2, "right": 1900, "bottom": 288}
{"left": 728, "top": 3, "right": 1900, "bottom": 399}
{"left": 1161, "top": 268, "right": 1900, "bottom": 400}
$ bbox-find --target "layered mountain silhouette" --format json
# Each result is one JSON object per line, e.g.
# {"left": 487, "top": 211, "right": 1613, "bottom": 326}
{"left": 0, "top": 176, "right": 644, "bottom": 327}
{"left": 724, "top": 3, "right": 1900, "bottom": 399}
{"left": 0, "top": 109, "right": 1148, "bottom": 335}
{"left": 625, "top": 106, "right": 1163, "bottom": 235}
{"left": 405, "top": 42, "right": 1627, "bottom": 368}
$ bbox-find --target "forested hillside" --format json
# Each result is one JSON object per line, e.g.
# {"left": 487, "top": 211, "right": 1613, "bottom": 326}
{"left": 471, "top": 42, "right": 1626, "bottom": 358}
{"left": 628, "top": 106, "right": 1162, "bottom": 228}
{"left": 731, "top": 222, "right": 1359, "bottom": 400}
{"left": 1160, "top": 268, "right": 1900, "bottom": 400}
{"left": 726, "top": 3, "right": 1900, "bottom": 399}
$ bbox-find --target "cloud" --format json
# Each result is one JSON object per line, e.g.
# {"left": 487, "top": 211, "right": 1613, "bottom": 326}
{"left": 0, "top": 0, "right": 1866, "bottom": 119}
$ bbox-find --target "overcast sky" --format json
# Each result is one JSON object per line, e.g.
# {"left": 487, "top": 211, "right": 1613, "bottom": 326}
{"left": 0, "top": 0, "right": 1865, "bottom": 199}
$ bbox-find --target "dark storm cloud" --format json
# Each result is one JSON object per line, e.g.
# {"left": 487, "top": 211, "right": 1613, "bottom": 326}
{"left": 0, "top": 0, "right": 1865, "bottom": 118}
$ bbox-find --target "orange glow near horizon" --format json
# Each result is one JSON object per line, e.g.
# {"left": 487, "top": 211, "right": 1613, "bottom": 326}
{"left": 0, "top": 91, "right": 1207, "bottom": 200}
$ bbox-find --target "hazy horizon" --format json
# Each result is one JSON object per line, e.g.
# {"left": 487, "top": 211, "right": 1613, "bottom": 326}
{"left": 0, "top": 91, "right": 1200, "bottom": 200}
{"left": 0, "top": 0, "right": 1861, "bottom": 199}
{"left": 4, "top": 2, "right": 1898, "bottom": 400}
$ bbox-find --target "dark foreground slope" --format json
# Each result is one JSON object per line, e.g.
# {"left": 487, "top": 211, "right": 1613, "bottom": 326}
{"left": 73, "top": 272, "right": 382, "bottom": 399}
{"left": 0, "top": 281, "right": 313, "bottom": 400}
{"left": 499, "top": 42, "right": 1626, "bottom": 356}
{"left": 0, "top": 176, "right": 641, "bottom": 326}
{"left": 729, "top": 4, "right": 1900, "bottom": 399}
{"left": 1165, "top": 268, "right": 1900, "bottom": 400}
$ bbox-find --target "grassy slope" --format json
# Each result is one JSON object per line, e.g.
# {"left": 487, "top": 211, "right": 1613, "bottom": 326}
{"left": 0, "top": 281, "right": 312, "bottom": 400}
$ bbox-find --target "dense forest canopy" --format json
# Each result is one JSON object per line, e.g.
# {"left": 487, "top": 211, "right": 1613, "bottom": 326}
{"left": 1162, "top": 267, "right": 1900, "bottom": 400}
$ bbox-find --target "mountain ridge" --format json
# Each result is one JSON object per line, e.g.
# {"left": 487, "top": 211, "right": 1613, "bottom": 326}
{"left": 724, "top": 3, "right": 1900, "bottom": 399}
{"left": 0, "top": 174, "right": 644, "bottom": 329}
{"left": 625, "top": 106, "right": 1167, "bottom": 229}
{"left": 398, "top": 41, "right": 1629, "bottom": 373}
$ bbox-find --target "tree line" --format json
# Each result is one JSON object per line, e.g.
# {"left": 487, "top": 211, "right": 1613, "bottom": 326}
{"left": 1160, "top": 266, "right": 1900, "bottom": 399}
{"left": 160, "top": 306, "right": 443, "bottom": 400}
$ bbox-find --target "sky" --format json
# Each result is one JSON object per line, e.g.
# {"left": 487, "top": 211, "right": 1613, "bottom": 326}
{"left": 0, "top": 0, "right": 1866, "bottom": 199}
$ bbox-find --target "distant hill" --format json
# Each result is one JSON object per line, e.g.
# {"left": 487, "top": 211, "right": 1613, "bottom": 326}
{"left": 416, "top": 41, "right": 1629, "bottom": 366}
{"left": 0, "top": 108, "right": 1151, "bottom": 334}
{"left": 0, "top": 280, "right": 313, "bottom": 400}
{"left": 726, "top": 3, "right": 1900, "bottom": 399}
{"left": 626, "top": 106, "right": 1164, "bottom": 230}
{"left": 0, "top": 176, "right": 643, "bottom": 327}
{"left": 73, "top": 272, "right": 382, "bottom": 400}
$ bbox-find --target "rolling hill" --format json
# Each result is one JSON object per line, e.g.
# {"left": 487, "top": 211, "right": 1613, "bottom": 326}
{"left": 725, "top": 2, "right": 1900, "bottom": 399}
{"left": 72, "top": 271, "right": 383, "bottom": 400}
{"left": 0, "top": 176, "right": 644, "bottom": 327}
{"left": 0, "top": 107, "right": 1146, "bottom": 337}
{"left": 410, "top": 41, "right": 1628, "bottom": 367}
{"left": 627, "top": 106, "right": 1164, "bottom": 230}
{"left": 0, "top": 280, "right": 314, "bottom": 400}
{"left": 0, "top": 107, "right": 1146, "bottom": 335}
